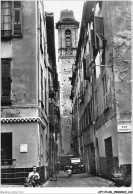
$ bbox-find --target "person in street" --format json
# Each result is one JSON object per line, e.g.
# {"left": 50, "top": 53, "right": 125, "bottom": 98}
{"left": 28, "top": 166, "right": 40, "bottom": 187}
{"left": 67, "top": 167, "right": 72, "bottom": 178}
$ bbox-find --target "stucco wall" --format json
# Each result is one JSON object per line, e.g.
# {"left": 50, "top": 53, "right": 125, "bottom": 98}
{"left": 118, "top": 133, "right": 131, "bottom": 165}
{"left": 96, "top": 117, "right": 118, "bottom": 157}
{"left": 1, "top": 107, "right": 38, "bottom": 118}
{"left": 1, "top": 1, "right": 37, "bottom": 105}
{"left": 110, "top": 1, "right": 131, "bottom": 165}
{"left": 1, "top": 122, "right": 39, "bottom": 168}
{"left": 99, "top": 1, "right": 132, "bottom": 166}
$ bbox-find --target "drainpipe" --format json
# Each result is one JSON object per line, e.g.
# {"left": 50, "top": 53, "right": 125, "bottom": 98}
{"left": 91, "top": 63, "right": 97, "bottom": 174}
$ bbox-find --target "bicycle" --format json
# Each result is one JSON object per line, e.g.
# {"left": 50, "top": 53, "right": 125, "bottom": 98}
{"left": 48, "top": 168, "right": 57, "bottom": 181}
{"left": 24, "top": 175, "right": 40, "bottom": 187}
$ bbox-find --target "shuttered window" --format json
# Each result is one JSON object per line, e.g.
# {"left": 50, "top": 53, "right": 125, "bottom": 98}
{"left": 102, "top": 74, "right": 108, "bottom": 109}
{"left": 41, "top": 67, "right": 43, "bottom": 104}
{"left": 13, "top": 1, "right": 22, "bottom": 36}
{"left": 14, "top": 1, "right": 21, "bottom": 8}
{"left": 95, "top": 89, "right": 98, "bottom": 118}
{"left": 45, "top": 78, "right": 47, "bottom": 111}
{"left": 1, "top": 1, "right": 22, "bottom": 38}
{"left": 90, "top": 29, "right": 95, "bottom": 47}
{"left": 83, "top": 57, "right": 92, "bottom": 80}
{"left": 1, "top": 59, "right": 12, "bottom": 106}
{"left": 94, "top": 16, "right": 106, "bottom": 49}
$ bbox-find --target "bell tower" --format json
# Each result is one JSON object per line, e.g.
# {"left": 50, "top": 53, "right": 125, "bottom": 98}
{"left": 56, "top": 10, "right": 79, "bottom": 155}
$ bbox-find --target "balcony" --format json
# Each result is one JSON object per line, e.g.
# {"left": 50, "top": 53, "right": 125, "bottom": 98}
{"left": 1, "top": 159, "right": 16, "bottom": 167}
{"left": 1, "top": 30, "right": 12, "bottom": 39}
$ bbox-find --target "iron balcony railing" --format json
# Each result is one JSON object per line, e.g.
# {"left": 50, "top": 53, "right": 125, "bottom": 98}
{"left": 1, "top": 159, "right": 16, "bottom": 166}
{"left": 1, "top": 30, "right": 12, "bottom": 39}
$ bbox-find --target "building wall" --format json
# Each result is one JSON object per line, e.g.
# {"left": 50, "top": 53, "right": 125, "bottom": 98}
{"left": 1, "top": 1, "right": 37, "bottom": 105}
{"left": 71, "top": 1, "right": 131, "bottom": 183}
{"left": 1, "top": 1, "right": 50, "bottom": 184}
{"left": 95, "top": 117, "right": 118, "bottom": 176}
{"left": 1, "top": 122, "right": 39, "bottom": 168}
{"left": 110, "top": 1, "right": 132, "bottom": 166}
{"left": 98, "top": 0, "right": 132, "bottom": 170}
{"left": 95, "top": 1, "right": 131, "bottom": 177}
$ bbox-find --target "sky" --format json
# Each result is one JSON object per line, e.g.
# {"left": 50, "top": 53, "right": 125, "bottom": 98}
{"left": 44, "top": 1, "right": 85, "bottom": 61}
{"left": 44, "top": 1, "right": 84, "bottom": 24}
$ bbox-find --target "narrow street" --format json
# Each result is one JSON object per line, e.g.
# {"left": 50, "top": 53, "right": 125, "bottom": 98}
{"left": 43, "top": 171, "right": 115, "bottom": 187}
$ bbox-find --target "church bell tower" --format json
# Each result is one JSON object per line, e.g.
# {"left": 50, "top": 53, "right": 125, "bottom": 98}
{"left": 56, "top": 10, "right": 79, "bottom": 155}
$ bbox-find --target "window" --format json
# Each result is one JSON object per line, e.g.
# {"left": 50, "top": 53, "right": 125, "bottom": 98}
{"left": 95, "top": 89, "right": 98, "bottom": 118}
{"left": 102, "top": 74, "right": 108, "bottom": 109}
{"left": 13, "top": 1, "right": 22, "bottom": 36}
{"left": 45, "top": 78, "right": 47, "bottom": 111}
{"left": 83, "top": 58, "right": 88, "bottom": 80}
{"left": 90, "top": 29, "right": 95, "bottom": 47}
{"left": 65, "top": 29, "right": 71, "bottom": 47}
{"left": 1, "top": 59, "right": 12, "bottom": 106}
{"left": 1, "top": 1, "right": 12, "bottom": 37}
{"left": 1, "top": 1, "right": 22, "bottom": 38}
{"left": 40, "top": 16, "right": 43, "bottom": 53}
{"left": 93, "top": 16, "right": 106, "bottom": 49}
{"left": 41, "top": 67, "right": 43, "bottom": 107}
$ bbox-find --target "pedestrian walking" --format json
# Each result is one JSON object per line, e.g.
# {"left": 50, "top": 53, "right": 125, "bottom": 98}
{"left": 67, "top": 167, "right": 72, "bottom": 178}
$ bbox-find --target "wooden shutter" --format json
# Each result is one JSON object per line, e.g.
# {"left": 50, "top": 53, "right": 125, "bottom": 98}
{"left": 82, "top": 55, "right": 91, "bottom": 82}
{"left": 14, "top": 1, "right": 21, "bottom": 8}
{"left": 13, "top": 1, "right": 22, "bottom": 36}
{"left": 1, "top": 59, "right": 11, "bottom": 105}
{"left": 41, "top": 68, "right": 43, "bottom": 102}
{"left": 94, "top": 17, "right": 104, "bottom": 35}
{"left": 90, "top": 29, "right": 95, "bottom": 47}
{"left": 83, "top": 58, "right": 87, "bottom": 79}
{"left": 86, "top": 55, "right": 92, "bottom": 79}
{"left": 94, "top": 17, "right": 105, "bottom": 49}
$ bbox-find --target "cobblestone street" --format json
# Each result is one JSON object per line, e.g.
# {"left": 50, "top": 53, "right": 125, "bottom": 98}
{"left": 43, "top": 171, "right": 115, "bottom": 187}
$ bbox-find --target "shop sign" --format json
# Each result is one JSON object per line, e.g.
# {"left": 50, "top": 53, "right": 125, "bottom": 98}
{"left": 118, "top": 124, "right": 132, "bottom": 132}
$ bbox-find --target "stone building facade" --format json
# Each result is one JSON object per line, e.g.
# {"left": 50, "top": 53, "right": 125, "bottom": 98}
{"left": 46, "top": 12, "right": 60, "bottom": 170}
{"left": 56, "top": 10, "right": 79, "bottom": 155}
{"left": 71, "top": 1, "right": 131, "bottom": 186}
{"left": 1, "top": 1, "right": 59, "bottom": 184}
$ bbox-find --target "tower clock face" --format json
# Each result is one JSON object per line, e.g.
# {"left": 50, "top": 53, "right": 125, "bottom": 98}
{"left": 66, "top": 49, "right": 72, "bottom": 55}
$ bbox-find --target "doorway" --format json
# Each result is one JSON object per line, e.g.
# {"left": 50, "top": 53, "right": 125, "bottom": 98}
{"left": 104, "top": 136, "right": 113, "bottom": 176}
{"left": 1, "top": 132, "right": 12, "bottom": 165}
